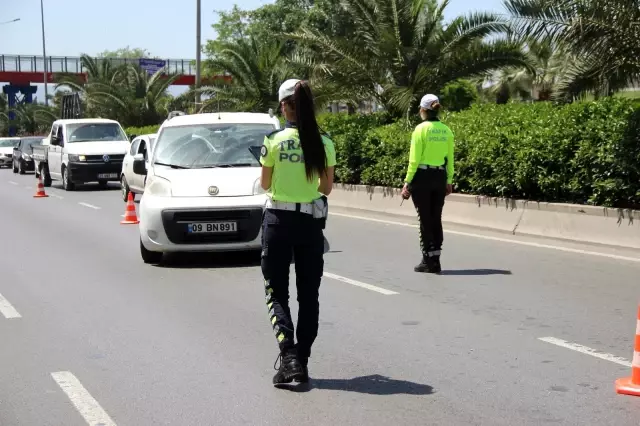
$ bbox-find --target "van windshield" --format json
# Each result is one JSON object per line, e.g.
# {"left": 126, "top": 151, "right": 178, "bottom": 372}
{"left": 67, "top": 123, "right": 127, "bottom": 143}
{"left": 0, "top": 139, "right": 19, "bottom": 148}
{"left": 153, "top": 123, "right": 276, "bottom": 169}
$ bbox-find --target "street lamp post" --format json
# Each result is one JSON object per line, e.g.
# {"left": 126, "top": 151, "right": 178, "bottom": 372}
{"left": 195, "top": 0, "right": 202, "bottom": 110}
{"left": 40, "top": 0, "right": 49, "bottom": 106}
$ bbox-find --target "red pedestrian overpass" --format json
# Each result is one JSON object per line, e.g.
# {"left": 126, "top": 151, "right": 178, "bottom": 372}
{"left": 0, "top": 54, "right": 229, "bottom": 86}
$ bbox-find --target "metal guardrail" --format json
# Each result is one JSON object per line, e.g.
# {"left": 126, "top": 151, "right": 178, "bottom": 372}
{"left": 0, "top": 54, "right": 197, "bottom": 75}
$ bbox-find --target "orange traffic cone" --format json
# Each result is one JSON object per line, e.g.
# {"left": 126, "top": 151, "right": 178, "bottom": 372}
{"left": 33, "top": 174, "right": 49, "bottom": 198}
{"left": 615, "top": 305, "right": 640, "bottom": 396}
{"left": 120, "top": 192, "right": 139, "bottom": 224}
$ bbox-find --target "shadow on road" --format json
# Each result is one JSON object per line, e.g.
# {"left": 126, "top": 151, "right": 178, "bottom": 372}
{"left": 50, "top": 183, "right": 120, "bottom": 192}
{"left": 276, "top": 374, "right": 435, "bottom": 395}
{"left": 158, "top": 251, "right": 261, "bottom": 269}
{"left": 440, "top": 269, "right": 512, "bottom": 276}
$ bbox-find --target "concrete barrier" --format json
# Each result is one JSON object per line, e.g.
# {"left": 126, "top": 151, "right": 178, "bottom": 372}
{"left": 330, "top": 184, "right": 640, "bottom": 250}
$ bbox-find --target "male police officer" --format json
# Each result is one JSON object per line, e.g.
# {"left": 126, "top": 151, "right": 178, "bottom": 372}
{"left": 401, "top": 94, "right": 454, "bottom": 274}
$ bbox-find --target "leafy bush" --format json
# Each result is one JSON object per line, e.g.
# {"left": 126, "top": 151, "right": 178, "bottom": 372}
{"left": 316, "top": 112, "right": 395, "bottom": 184}
{"left": 440, "top": 80, "right": 479, "bottom": 112}
{"left": 324, "top": 98, "right": 640, "bottom": 208}
{"left": 446, "top": 98, "right": 640, "bottom": 207}
{"left": 125, "top": 125, "right": 161, "bottom": 137}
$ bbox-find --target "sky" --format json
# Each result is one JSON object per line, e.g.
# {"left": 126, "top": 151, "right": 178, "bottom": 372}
{"left": 1, "top": 0, "right": 504, "bottom": 101}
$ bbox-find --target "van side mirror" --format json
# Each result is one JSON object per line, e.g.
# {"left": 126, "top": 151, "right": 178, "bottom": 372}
{"left": 50, "top": 136, "right": 60, "bottom": 146}
{"left": 133, "top": 154, "right": 147, "bottom": 175}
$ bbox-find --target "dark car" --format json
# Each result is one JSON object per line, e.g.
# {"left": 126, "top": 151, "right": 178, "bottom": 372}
{"left": 12, "top": 136, "right": 44, "bottom": 174}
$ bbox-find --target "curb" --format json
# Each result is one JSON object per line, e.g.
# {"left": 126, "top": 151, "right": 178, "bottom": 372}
{"left": 330, "top": 184, "right": 640, "bottom": 250}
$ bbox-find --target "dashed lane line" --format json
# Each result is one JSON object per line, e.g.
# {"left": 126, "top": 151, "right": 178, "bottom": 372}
{"left": 330, "top": 212, "right": 640, "bottom": 264}
{"left": 0, "top": 292, "right": 21, "bottom": 319}
{"left": 324, "top": 272, "right": 398, "bottom": 295}
{"left": 8, "top": 181, "right": 18, "bottom": 185}
{"left": 51, "top": 371, "right": 117, "bottom": 426}
{"left": 538, "top": 336, "right": 632, "bottom": 367}
{"left": 78, "top": 202, "right": 101, "bottom": 210}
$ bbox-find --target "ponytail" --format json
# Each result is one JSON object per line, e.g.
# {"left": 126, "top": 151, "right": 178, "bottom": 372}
{"left": 293, "top": 81, "right": 327, "bottom": 181}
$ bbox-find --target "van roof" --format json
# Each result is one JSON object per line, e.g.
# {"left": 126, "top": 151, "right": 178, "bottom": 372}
{"left": 162, "top": 112, "right": 279, "bottom": 128}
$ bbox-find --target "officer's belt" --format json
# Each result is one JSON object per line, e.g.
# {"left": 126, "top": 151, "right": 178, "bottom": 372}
{"left": 265, "top": 199, "right": 313, "bottom": 215}
{"left": 418, "top": 164, "right": 445, "bottom": 170}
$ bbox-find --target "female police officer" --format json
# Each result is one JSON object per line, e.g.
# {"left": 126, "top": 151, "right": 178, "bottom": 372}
{"left": 401, "top": 94, "right": 454, "bottom": 274}
{"left": 259, "top": 79, "right": 337, "bottom": 384}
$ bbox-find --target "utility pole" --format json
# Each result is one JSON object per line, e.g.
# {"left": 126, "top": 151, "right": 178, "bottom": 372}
{"left": 195, "top": 0, "right": 202, "bottom": 110}
{"left": 40, "top": 0, "right": 49, "bottom": 106}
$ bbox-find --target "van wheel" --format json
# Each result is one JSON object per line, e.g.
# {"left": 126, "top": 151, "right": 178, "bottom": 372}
{"left": 62, "top": 166, "right": 75, "bottom": 191}
{"left": 140, "top": 238, "right": 163, "bottom": 264}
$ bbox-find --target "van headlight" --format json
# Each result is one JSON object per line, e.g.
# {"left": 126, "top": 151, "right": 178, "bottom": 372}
{"left": 146, "top": 176, "right": 172, "bottom": 197}
{"left": 253, "top": 178, "right": 266, "bottom": 195}
{"left": 68, "top": 154, "right": 86, "bottom": 162}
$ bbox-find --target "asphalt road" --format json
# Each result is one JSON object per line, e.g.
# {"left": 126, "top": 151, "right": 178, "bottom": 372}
{"left": 2, "top": 169, "right": 640, "bottom": 426}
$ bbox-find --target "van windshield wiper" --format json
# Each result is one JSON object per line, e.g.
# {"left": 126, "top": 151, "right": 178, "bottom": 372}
{"left": 154, "top": 162, "right": 190, "bottom": 169}
{"left": 198, "top": 163, "right": 256, "bottom": 168}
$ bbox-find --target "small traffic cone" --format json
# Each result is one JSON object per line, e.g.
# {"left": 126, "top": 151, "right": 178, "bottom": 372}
{"left": 120, "top": 192, "right": 139, "bottom": 224}
{"left": 615, "top": 304, "right": 640, "bottom": 396}
{"left": 33, "top": 174, "right": 49, "bottom": 198}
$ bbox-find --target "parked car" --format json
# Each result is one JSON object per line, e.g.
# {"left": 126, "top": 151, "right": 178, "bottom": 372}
{"left": 12, "top": 136, "right": 45, "bottom": 174}
{"left": 0, "top": 137, "right": 19, "bottom": 168}
{"left": 121, "top": 133, "right": 156, "bottom": 201}
{"left": 32, "top": 119, "right": 129, "bottom": 190}
{"left": 133, "top": 111, "right": 280, "bottom": 264}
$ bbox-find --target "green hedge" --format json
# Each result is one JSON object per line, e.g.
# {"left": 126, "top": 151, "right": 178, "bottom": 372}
{"left": 319, "top": 98, "right": 640, "bottom": 208}
{"left": 124, "top": 125, "right": 160, "bottom": 137}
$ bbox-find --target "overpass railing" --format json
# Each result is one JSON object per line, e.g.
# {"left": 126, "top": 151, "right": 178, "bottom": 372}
{"left": 0, "top": 54, "right": 198, "bottom": 75}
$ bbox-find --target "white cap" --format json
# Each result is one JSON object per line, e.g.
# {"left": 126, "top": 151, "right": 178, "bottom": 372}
{"left": 278, "top": 79, "right": 301, "bottom": 102}
{"left": 419, "top": 94, "right": 439, "bottom": 110}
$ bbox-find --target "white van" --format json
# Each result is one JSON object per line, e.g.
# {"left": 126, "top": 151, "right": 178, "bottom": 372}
{"left": 33, "top": 119, "right": 130, "bottom": 190}
{"left": 133, "top": 112, "right": 280, "bottom": 264}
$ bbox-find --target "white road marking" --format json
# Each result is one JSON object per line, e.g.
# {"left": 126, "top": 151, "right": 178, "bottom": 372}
{"left": 8, "top": 181, "right": 18, "bottom": 185}
{"left": 0, "top": 292, "right": 21, "bottom": 319}
{"left": 324, "top": 272, "right": 398, "bottom": 295}
{"left": 330, "top": 212, "right": 640, "bottom": 263}
{"left": 49, "top": 193, "right": 64, "bottom": 199}
{"left": 51, "top": 371, "right": 117, "bottom": 426}
{"left": 25, "top": 186, "right": 33, "bottom": 190}
{"left": 78, "top": 202, "right": 101, "bottom": 210}
{"left": 538, "top": 337, "right": 632, "bottom": 367}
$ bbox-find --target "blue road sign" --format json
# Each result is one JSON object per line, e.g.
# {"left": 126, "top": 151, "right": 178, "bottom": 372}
{"left": 139, "top": 58, "right": 166, "bottom": 75}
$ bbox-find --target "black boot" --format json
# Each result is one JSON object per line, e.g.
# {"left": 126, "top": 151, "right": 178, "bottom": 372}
{"left": 429, "top": 255, "right": 442, "bottom": 274}
{"left": 296, "top": 356, "right": 310, "bottom": 383}
{"left": 273, "top": 347, "right": 303, "bottom": 385}
{"left": 414, "top": 256, "right": 430, "bottom": 273}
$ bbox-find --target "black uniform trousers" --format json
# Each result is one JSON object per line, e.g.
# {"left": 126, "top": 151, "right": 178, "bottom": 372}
{"left": 261, "top": 208, "right": 325, "bottom": 360}
{"left": 410, "top": 168, "right": 447, "bottom": 257}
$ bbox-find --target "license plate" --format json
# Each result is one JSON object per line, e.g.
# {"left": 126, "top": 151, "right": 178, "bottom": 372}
{"left": 187, "top": 222, "right": 237, "bottom": 234}
{"left": 97, "top": 173, "right": 118, "bottom": 179}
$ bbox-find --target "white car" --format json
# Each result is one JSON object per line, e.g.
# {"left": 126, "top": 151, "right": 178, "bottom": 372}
{"left": 133, "top": 112, "right": 281, "bottom": 264}
{"left": 120, "top": 133, "right": 156, "bottom": 201}
{"left": 0, "top": 137, "right": 19, "bottom": 168}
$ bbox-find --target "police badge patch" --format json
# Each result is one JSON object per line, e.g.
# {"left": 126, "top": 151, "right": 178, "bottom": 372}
{"left": 260, "top": 145, "right": 268, "bottom": 157}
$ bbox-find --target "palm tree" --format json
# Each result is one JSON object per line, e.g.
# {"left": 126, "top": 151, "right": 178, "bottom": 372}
{"left": 55, "top": 54, "right": 179, "bottom": 126}
{"left": 504, "top": 0, "right": 640, "bottom": 99}
{"left": 484, "top": 38, "right": 571, "bottom": 102}
{"left": 198, "top": 36, "right": 292, "bottom": 113}
{"left": 290, "top": 0, "right": 533, "bottom": 116}
{"left": 0, "top": 103, "right": 57, "bottom": 135}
